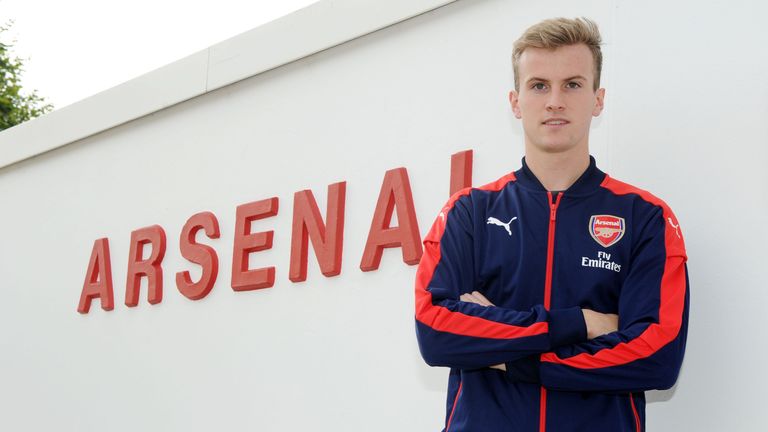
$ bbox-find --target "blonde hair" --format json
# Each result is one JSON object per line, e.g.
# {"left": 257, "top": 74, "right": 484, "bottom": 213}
{"left": 512, "top": 17, "right": 603, "bottom": 91}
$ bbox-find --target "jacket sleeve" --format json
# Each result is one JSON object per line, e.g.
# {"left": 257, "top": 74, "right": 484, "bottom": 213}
{"left": 415, "top": 191, "right": 587, "bottom": 370}
{"left": 507, "top": 204, "right": 690, "bottom": 393}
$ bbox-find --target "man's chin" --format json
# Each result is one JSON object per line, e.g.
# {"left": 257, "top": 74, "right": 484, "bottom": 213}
{"left": 529, "top": 141, "right": 578, "bottom": 155}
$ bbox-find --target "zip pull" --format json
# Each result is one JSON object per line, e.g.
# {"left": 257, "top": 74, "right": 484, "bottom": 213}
{"left": 548, "top": 192, "right": 563, "bottom": 221}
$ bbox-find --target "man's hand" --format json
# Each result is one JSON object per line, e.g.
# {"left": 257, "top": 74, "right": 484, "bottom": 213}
{"left": 459, "top": 290, "right": 495, "bottom": 306}
{"left": 582, "top": 309, "right": 619, "bottom": 339}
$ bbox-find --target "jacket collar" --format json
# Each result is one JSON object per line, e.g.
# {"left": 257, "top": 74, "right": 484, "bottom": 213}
{"left": 514, "top": 154, "right": 606, "bottom": 196}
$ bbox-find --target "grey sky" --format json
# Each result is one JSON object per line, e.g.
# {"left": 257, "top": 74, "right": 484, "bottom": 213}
{"left": 2, "top": 0, "right": 317, "bottom": 110}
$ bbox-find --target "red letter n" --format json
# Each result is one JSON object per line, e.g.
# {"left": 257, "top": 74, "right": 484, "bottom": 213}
{"left": 289, "top": 181, "right": 346, "bottom": 282}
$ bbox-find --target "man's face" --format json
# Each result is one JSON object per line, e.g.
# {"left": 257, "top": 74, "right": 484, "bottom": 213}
{"left": 509, "top": 43, "right": 605, "bottom": 155}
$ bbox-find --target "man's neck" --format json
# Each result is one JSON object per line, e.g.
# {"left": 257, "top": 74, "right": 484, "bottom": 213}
{"left": 524, "top": 148, "right": 590, "bottom": 192}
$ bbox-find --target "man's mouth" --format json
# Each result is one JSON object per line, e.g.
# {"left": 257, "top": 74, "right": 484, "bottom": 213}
{"left": 542, "top": 119, "right": 569, "bottom": 126}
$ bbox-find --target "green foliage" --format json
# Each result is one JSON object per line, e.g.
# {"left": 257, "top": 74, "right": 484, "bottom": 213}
{"left": 0, "top": 20, "right": 53, "bottom": 131}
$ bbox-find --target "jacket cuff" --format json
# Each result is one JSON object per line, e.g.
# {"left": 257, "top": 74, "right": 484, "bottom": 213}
{"left": 505, "top": 356, "right": 541, "bottom": 383}
{"left": 548, "top": 306, "right": 587, "bottom": 348}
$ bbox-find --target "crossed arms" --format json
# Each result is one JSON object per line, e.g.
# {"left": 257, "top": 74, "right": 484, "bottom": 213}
{"left": 459, "top": 290, "right": 618, "bottom": 372}
{"left": 414, "top": 195, "right": 690, "bottom": 393}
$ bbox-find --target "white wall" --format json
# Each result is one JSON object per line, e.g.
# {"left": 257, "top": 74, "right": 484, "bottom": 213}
{"left": 1, "top": 0, "right": 766, "bottom": 430}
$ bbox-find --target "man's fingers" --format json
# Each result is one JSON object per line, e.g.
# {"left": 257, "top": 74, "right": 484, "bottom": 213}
{"left": 582, "top": 309, "right": 621, "bottom": 339}
{"left": 608, "top": 314, "right": 619, "bottom": 331}
{"left": 471, "top": 291, "right": 495, "bottom": 306}
{"left": 460, "top": 291, "right": 494, "bottom": 307}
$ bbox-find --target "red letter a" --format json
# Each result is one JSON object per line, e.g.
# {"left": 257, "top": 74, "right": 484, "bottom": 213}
{"left": 360, "top": 167, "right": 422, "bottom": 272}
{"left": 77, "top": 238, "right": 114, "bottom": 314}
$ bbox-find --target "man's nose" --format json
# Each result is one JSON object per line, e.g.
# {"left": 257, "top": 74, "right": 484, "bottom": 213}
{"left": 546, "top": 89, "right": 565, "bottom": 111}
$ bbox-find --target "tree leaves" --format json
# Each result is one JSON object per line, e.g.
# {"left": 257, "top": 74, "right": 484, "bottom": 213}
{"left": 1, "top": 20, "right": 53, "bottom": 131}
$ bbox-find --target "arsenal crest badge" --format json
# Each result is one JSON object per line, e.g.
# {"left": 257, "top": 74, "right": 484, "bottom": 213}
{"left": 589, "top": 215, "right": 625, "bottom": 248}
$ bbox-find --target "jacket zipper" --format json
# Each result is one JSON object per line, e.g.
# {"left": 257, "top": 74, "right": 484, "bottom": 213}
{"left": 540, "top": 191, "right": 563, "bottom": 432}
{"left": 544, "top": 191, "right": 562, "bottom": 310}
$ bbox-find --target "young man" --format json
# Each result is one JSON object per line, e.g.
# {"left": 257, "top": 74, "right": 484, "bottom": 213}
{"left": 415, "top": 17, "right": 689, "bottom": 431}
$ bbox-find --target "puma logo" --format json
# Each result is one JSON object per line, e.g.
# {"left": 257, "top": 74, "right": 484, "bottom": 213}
{"left": 667, "top": 217, "right": 681, "bottom": 238}
{"left": 487, "top": 216, "right": 518, "bottom": 236}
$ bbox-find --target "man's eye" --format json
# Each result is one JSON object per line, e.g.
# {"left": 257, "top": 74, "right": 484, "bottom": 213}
{"left": 566, "top": 82, "right": 582, "bottom": 89}
{"left": 532, "top": 83, "right": 547, "bottom": 90}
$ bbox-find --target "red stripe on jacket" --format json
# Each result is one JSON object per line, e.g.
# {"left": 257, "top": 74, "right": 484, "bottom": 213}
{"left": 414, "top": 172, "right": 550, "bottom": 340}
{"left": 540, "top": 175, "right": 687, "bottom": 369}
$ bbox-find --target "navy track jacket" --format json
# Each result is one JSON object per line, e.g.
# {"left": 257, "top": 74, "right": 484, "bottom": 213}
{"left": 415, "top": 155, "right": 689, "bottom": 431}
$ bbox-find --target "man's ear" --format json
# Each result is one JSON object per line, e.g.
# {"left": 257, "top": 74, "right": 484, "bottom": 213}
{"left": 508, "top": 90, "right": 522, "bottom": 119}
{"left": 592, "top": 88, "right": 606, "bottom": 117}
